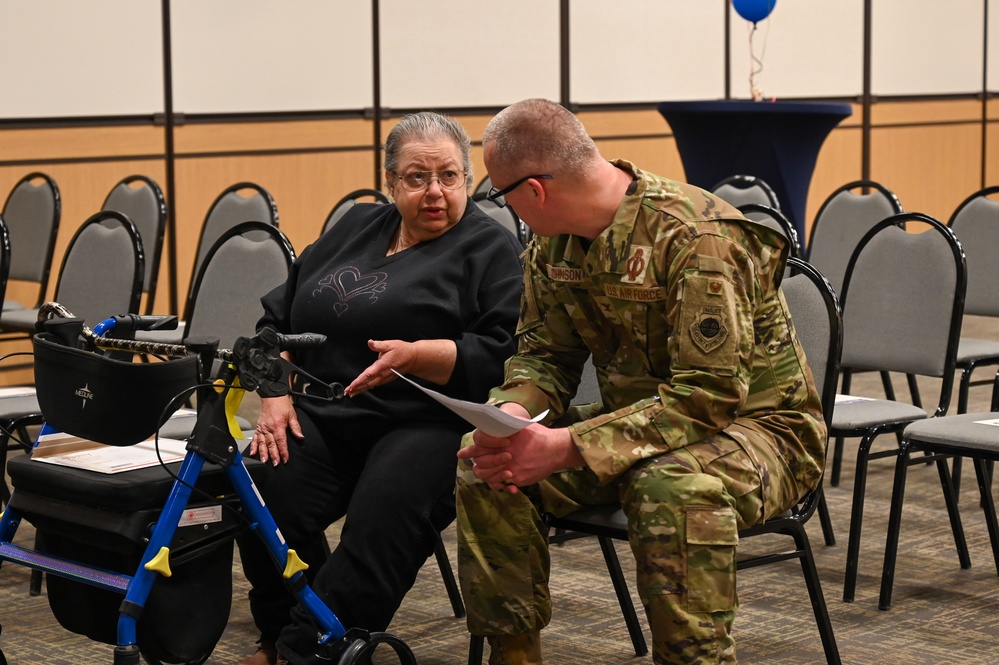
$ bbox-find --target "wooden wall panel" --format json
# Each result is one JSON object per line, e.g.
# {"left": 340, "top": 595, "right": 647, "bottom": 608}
{"left": 0, "top": 126, "right": 162, "bottom": 161}
{"left": 870, "top": 123, "right": 982, "bottom": 221}
{"left": 174, "top": 119, "right": 373, "bottom": 154}
{"left": 805, "top": 126, "right": 864, "bottom": 241}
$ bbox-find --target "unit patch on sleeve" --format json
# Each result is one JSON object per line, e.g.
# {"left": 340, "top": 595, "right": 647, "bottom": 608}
{"left": 689, "top": 305, "right": 729, "bottom": 353}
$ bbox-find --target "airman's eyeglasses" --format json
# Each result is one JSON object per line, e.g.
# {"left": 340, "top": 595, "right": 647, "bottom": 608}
{"left": 486, "top": 174, "right": 553, "bottom": 208}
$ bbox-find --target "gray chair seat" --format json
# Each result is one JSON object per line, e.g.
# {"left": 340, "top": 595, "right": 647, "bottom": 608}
{"left": 831, "top": 398, "right": 929, "bottom": 431}
{"left": 955, "top": 338, "right": 999, "bottom": 364}
{"left": 900, "top": 411, "right": 999, "bottom": 451}
{"left": 134, "top": 327, "right": 185, "bottom": 345}
{"left": 0, "top": 308, "right": 40, "bottom": 331}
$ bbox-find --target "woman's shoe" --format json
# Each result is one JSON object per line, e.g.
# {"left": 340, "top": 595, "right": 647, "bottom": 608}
{"left": 238, "top": 642, "right": 278, "bottom": 665}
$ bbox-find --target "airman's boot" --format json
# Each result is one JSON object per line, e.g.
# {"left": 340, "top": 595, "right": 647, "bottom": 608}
{"left": 486, "top": 631, "right": 542, "bottom": 665}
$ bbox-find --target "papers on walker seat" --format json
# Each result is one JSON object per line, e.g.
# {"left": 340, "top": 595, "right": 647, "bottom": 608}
{"left": 391, "top": 369, "right": 547, "bottom": 437}
{"left": 0, "top": 386, "right": 37, "bottom": 399}
{"left": 973, "top": 418, "right": 999, "bottom": 427}
{"left": 31, "top": 432, "right": 190, "bottom": 474}
{"left": 835, "top": 394, "right": 876, "bottom": 405}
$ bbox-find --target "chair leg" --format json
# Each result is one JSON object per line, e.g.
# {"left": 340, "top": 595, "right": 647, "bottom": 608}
{"left": 951, "top": 367, "right": 976, "bottom": 496}
{"left": 973, "top": 457, "right": 999, "bottom": 577}
{"left": 0, "top": 430, "right": 10, "bottom": 509}
{"left": 935, "top": 456, "right": 972, "bottom": 570}
{"left": 468, "top": 634, "right": 484, "bottom": 665}
{"left": 596, "top": 535, "right": 648, "bottom": 656}
{"left": 434, "top": 535, "right": 466, "bottom": 618}
{"left": 879, "top": 371, "right": 897, "bottom": 402}
{"left": 843, "top": 432, "right": 877, "bottom": 603}
{"left": 903, "top": 373, "right": 921, "bottom": 409}
{"left": 829, "top": 371, "right": 854, "bottom": 489}
{"left": 817, "top": 486, "right": 836, "bottom": 547}
{"left": 787, "top": 521, "right": 842, "bottom": 665}
{"left": 878, "top": 442, "right": 913, "bottom": 611}
{"left": 29, "top": 529, "right": 43, "bottom": 596}
{"left": 830, "top": 436, "right": 845, "bottom": 487}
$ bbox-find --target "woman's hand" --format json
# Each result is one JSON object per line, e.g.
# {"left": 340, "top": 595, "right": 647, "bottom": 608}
{"left": 249, "top": 395, "right": 303, "bottom": 465}
{"left": 344, "top": 339, "right": 413, "bottom": 396}
{"left": 344, "top": 339, "right": 457, "bottom": 395}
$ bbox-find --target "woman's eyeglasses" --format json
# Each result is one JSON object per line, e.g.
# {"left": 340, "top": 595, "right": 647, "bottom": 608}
{"left": 392, "top": 170, "right": 467, "bottom": 192}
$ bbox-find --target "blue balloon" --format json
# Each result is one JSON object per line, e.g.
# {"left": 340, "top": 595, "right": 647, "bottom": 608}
{"left": 733, "top": 0, "right": 777, "bottom": 23}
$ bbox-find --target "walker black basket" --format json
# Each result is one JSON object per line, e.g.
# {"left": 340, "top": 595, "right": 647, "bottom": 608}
{"left": 31, "top": 331, "right": 201, "bottom": 446}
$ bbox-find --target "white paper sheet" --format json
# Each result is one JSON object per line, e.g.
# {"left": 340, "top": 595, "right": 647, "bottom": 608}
{"left": 31, "top": 432, "right": 190, "bottom": 474}
{"left": 835, "top": 394, "right": 876, "bottom": 405}
{"left": 391, "top": 369, "right": 547, "bottom": 437}
{"left": 973, "top": 418, "right": 999, "bottom": 427}
{"left": 0, "top": 386, "right": 37, "bottom": 399}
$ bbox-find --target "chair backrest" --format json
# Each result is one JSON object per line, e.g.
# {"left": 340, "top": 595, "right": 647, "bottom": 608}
{"left": 710, "top": 174, "right": 780, "bottom": 210}
{"left": 779, "top": 257, "right": 843, "bottom": 521}
{"left": 805, "top": 180, "right": 902, "bottom": 296}
{"left": 739, "top": 203, "right": 801, "bottom": 259}
{"left": 0, "top": 215, "right": 12, "bottom": 308}
{"left": 473, "top": 174, "right": 493, "bottom": 197}
{"left": 321, "top": 188, "right": 389, "bottom": 235}
{"left": 191, "top": 182, "right": 279, "bottom": 299}
{"left": 1, "top": 172, "right": 60, "bottom": 307}
{"left": 947, "top": 185, "right": 999, "bottom": 317}
{"left": 839, "top": 213, "right": 966, "bottom": 414}
{"left": 184, "top": 221, "right": 295, "bottom": 350}
{"left": 782, "top": 257, "right": 842, "bottom": 429}
{"left": 53, "top": 210, "right": 144, "bottom": 328}
{"left": 101, "top": 175, "right": 167, "bottom": 314}
{"left": 471, "top": 192, "right": 531, "bottom": 248}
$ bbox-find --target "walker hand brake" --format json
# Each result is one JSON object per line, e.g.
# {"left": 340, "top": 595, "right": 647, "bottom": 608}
{"left": 231, "top": 327, "right": 344, "bottom": 401}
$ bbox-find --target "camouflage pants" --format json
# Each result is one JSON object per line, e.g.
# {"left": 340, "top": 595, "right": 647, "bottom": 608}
{"left": 456, "top": 428, "right": 807, "bottom": 665}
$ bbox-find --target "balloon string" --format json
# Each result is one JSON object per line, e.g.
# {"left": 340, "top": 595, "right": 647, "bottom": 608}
{"left": 747, "top": 19, "right": 771, "bottom": 101}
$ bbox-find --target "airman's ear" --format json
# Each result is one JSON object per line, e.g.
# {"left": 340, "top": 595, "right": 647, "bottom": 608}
{"left": 528, "top": 177, "right": 548, "bottom": 208}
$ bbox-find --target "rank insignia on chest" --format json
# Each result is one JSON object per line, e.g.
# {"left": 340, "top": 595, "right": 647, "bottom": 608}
{"left": 690, "top": 305, "right": 729, "bottom": 353}
{"left": 621, "top": 244, "right": 653, "bottom": 284}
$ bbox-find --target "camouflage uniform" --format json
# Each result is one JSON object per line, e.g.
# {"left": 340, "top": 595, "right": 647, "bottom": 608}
{"left": 456, "top": 160, "right": 827, "bottom": 664}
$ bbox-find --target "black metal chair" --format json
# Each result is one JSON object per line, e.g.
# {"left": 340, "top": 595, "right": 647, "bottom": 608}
{"left": 321, "top": 188, "right": 389, "bottom": 236}
{"left": 739, "top": 202, "right": 801, "bottom": 259}
{"left": 101, "top": 175, "right": 167, "bottom": 315}
{"left": 829, "top": 213, "right": 966, "bottom": 603}
{"left": 805, "top": 180, "right": 902, "bottom": 296}
{"left": 468, "top": 256, "right": 843, "bottom": 665}
{"left": 710, "top": 174, "right": 781, "bottom": 211}
{"left": 879, "top": 367, "right": 999, "bottom": 610}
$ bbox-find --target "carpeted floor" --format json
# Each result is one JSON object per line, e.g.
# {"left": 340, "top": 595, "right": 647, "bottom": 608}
{"left": 2, "top": 316, "right": 999, "bottom": 664}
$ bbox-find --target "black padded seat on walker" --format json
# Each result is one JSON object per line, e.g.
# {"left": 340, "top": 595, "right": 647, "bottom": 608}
{"left": 7, "top": 450, "right": 264, "bottom": 517}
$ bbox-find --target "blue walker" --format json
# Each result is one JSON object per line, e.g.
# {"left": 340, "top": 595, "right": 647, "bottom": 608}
{"left": 0, "top": 303, "right": 417, "bottom": 665}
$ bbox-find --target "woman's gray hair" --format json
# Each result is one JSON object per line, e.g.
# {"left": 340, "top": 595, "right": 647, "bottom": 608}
{"left": 384, "top": 111, "right": 474, "bottom": 187}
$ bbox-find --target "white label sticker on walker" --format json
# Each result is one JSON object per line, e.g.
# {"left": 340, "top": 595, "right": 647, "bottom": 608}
{"left": 178, "top": 506, "right": 223, "bottom": 527}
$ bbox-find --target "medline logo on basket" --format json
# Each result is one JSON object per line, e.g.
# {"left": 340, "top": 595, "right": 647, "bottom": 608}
{"left": 74, "top": 383, "right": 94, "bottom": 408}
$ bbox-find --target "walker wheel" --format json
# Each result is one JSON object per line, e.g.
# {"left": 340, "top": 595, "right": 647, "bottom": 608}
{"left": 337, "top": 631, "right": 417, "bottom": 665}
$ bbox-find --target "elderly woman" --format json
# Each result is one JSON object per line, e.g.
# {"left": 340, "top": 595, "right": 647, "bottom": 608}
{"left": 236, "top": 111, "right": 523, "bottom": 665}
